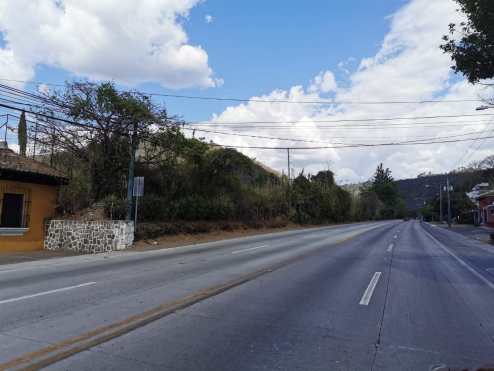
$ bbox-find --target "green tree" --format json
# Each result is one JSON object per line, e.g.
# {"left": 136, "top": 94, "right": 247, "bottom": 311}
{"left": 370, "top": 163, "right": 398, "bottom": 207}
{"left": 441, "top": 0, "right": 494, "bottom": 83}
{"left": 363, "top": 163, "right": 405, "bottom": 219}
{"left": 18, "top": 111, "right": 27, "bottom": 156}
{"left": 357, "top": 190, "right": 383, "bottom": 221}
{"left": 35, "top": 81, "right": 171, "bottom": 200}
{"left": 312, "top": 170, "right": 335, "bottom": 187}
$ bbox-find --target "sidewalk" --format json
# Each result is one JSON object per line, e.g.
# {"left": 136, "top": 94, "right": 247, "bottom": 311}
{"left": 434, "top": 223, "right": 494, "bottom": 244}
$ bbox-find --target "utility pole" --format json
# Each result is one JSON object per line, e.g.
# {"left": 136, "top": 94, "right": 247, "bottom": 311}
{"left": 49, "top": 126, "right": 55, "bottom": 167}
{"left": 126, "top": 122, "right": 138, "bottom": 221}
{"left": 446, "top": 176, "right": 452, "bottom": 227}
{"left": 287, "top": 148, "right": 292, "bottom": 209}
{"left": 439, "top": 185, "right": 443, "bottom": 223}
{"left": 32, "top": 121, "right": 38, "bottom": 159}
{"left": 287, "top": 148, "right": 291, "bottom": 183}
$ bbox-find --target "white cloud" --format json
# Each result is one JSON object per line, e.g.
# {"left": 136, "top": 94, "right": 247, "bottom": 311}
{"left": 0, "top": 0, "right": 221, "bottom": 89}
{"left": 308, "top": 71, "right": 337, "bottom": 94}
{"left": 337, "top": 57, "right": 355, "bottom": 76}
{"left": 0, "top": 48, "right": 33, "bottom": 83}
{"left": 201, "top": 0, "right": 491, "bottom": 184}
{"left": 205, "top": 14, "right": 214, "bottom": 24}
{"left": 37, "top": 83, "right": 50, "bottom": 95}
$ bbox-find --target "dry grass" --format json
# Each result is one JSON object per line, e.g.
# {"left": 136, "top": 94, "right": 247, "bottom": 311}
{"left": 132, "top": 223, "right": 316, "bottom": 251}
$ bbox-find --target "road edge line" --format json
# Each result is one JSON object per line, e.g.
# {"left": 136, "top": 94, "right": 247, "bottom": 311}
{"left": 422, "top": 225, "right": 494, "bottom": 290}
{"left": 0, "top": 282, "right": 97, "bottom": 305}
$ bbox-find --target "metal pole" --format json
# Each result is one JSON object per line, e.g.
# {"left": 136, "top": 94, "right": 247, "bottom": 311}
{"left": 126, "top": 122, "right": 138, "bottom": 221}
{"left": 287, "top": 148, "right": 291, "bottom": 183}
{"left": 447, "top": 176, "right": 452, "bottom": 227}
{"left": 287, "top": 148, "right": 291, "bottom": 209}
{"left": 50, "top": 126, "right": 55, "bottom": 167}
{"left": 32, "top": 122, "right": 38, "bottom": 159}
{"left": 134, "top": 195, "right": 139, "bottom": 227}
{"left": 439, "top": 185, "right": 443, "bottom": 223}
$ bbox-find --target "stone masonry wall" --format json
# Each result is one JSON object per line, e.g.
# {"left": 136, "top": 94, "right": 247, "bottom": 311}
{"left": 44, "top": 220, "right": 134, "bottom": 253}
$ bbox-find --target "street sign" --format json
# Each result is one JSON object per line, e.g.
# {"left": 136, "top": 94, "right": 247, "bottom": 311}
{"left": 133, "top": 177, "right": 144, "bottom": 226}
{"left": 133, "top": 176, "right": 144, "bottom": 197}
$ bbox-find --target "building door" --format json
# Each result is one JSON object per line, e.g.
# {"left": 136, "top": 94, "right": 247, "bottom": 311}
{"left": 1, "top": 193, "right": 24, "bottom": 227}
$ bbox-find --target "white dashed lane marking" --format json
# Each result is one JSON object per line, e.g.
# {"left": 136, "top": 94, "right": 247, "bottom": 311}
{"left": 231, "top": 245, "right": 269, "bottom": 255}
{"left": 359, "top": 272, "right": 382, "bottom": 306}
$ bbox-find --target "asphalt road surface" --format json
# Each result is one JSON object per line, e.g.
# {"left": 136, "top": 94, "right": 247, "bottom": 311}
{"left": 1, "top": 220, "right": 494, "bottom": 370}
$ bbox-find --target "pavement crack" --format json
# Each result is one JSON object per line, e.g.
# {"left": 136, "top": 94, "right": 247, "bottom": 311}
{"left": 370, "top": 227, "right": 398, "bottom": 371}
{"left": 0, "top": 330, "right": 51, "bottom": 345}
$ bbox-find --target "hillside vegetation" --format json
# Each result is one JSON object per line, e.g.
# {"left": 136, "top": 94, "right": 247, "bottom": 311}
{"left": 31, "top": 81, "right": 406, "bottom": 236}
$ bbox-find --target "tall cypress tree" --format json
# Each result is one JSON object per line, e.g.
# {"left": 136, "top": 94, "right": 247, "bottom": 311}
{"left": 18, "top": 111, "right": 27, "bottom": 157}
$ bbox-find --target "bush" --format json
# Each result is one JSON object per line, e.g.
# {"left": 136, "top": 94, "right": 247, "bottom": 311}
{"left": 137, "top": 194, "right": 169, "bottom": 222}
{"left": 173, "top": 195, "right": 235, "bottom": 221}
{"left": 265, "top": 217, "right": 289, "bottom": 229}
{"left": 135, "top": 222, "right": 215, "bottom": 240}
{"left": 102, "top": 195, "right": 127, "bottom": 220}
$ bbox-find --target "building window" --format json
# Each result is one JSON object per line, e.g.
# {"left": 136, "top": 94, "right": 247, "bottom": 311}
{"left": 1, "top": 193, "right": 25, "bottom": 227}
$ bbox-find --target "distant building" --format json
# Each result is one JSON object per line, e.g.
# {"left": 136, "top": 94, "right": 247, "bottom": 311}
{"left": 0, "top": 142, "right": 68, "bottom": 252}
{"left": 466, "top": 182, "right": 491, "bottom": 206}
{"left": 478, "top": 191, "right": 494, "bottom": 228}
{"left": 465, "top": 183, "right": 494, "bottom": 227}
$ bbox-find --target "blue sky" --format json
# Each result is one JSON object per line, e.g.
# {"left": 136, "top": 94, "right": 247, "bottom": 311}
{"left": 170, "top": 0, "right": 402, "bottom": 120}
{"left": 0, "top": 0, "right": 491, "bottom": 181}
{"left": 27, "top": 0, "right": 404, "bottom": 122}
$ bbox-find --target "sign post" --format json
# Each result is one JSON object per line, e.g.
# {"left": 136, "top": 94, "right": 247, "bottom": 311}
{"left": 444, "top": 178, "right": 453, "bottom": 227}
{"left": 133, "top": 176, "right": 144, "bottom": 226}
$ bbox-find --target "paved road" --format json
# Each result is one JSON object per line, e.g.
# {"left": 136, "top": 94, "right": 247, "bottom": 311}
{"left": 1, "top": 221, "right": 494, "bottom": 370}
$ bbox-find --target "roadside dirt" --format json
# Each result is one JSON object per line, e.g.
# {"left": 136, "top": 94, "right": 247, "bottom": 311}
{"left": 132, "top": 224, "right": 317, "bottom": 251}
{"left": 0, "top": 224, "right": 322, "bottom": 265}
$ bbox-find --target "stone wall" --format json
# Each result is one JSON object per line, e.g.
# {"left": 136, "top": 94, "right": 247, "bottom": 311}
{"left": 44, "top": 220, "right": 134, "bottom": 253}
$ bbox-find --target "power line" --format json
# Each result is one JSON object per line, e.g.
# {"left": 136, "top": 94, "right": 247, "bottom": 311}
{"left": 3, "top": 83, "right": 494, "bottom": 152}
{"left": 2, "top": 81, "right": 493, "bottom": 130}
{"left": 143, "top": 93, "right": 484, "bottom": 105}
{"left": 207, "top": 134, "right": 494, "bottom": 150}
{"left": 189, "top": 120, "right": 494, "bottom": 131}
{"left": 455, "top": 118, "right": 494, "bottom": 169}
{"left": 4, "top": 101, "right": 489, "bottom": 147}
{"left": 0, "top": 77, "right": 485, "bottom": 105}
{"left": 185, "top": 126, "right": 491, "bottom": 146}
{"left": 186, "top": 113, "right": 494, "bottom": 126}
{"left": 0, "top": 101, "right": 101, "bottom": 130}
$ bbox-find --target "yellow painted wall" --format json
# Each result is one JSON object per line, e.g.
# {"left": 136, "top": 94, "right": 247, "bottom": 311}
{"left": 0, "top": 180, "right": 59, "bottom": 252}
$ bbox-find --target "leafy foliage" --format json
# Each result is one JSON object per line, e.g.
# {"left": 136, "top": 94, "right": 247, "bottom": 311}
{"left": 441, "top": 0, "right": 494, "bottom": 83}
{"left": 358, "top": 163, "right": 405, "bottom": 220}
{"left": 33, "top": 81, "right": 173, "bottom": 200}
{"left": 291, "top": 170, "right": 352, "bottom": 224}
{"left": 420, "top": 189, "right": 476, "bottom": 223}
{"left": 35, "top": 81, "right": 390, "bottom": 229}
